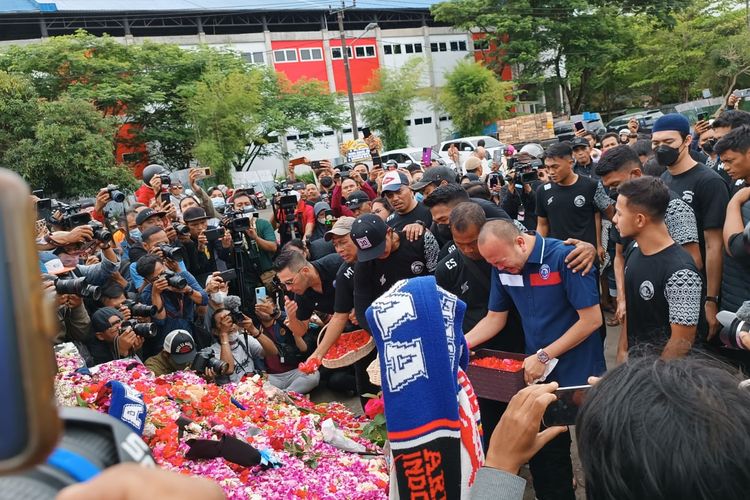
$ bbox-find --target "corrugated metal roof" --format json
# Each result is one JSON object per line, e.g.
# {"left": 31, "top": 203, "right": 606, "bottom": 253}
{"left": 0, "top": 0, "right": 57, "bottom": 13}
{"left": 43, "top": 0, "right": 436, "bottom": 12}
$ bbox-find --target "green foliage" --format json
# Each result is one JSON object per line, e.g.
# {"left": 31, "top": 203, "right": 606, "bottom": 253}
{"left": 439, "top": 60, "right": 514, "bottom": 136}
{"left": 3, "top": 96, "right": 136, "bottom": 197}
{"left": 0, "top": 71, "right": 38, "bottom": 158}
{"left": 361, "top": 413, "right": 387, "bottom": 447}
{"left": 361, "top": 58, "right": 424, "bottom": 150}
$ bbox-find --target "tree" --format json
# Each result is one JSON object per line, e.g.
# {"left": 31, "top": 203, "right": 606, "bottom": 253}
{"left": 0, "top": 71, "right": 38, "bottom": 159}
{"left": 360, "top": 58, "right": 424, "bottom": 150}
{"left": 440, "top": 60, "right": 514, "bottom": 136}
{"left": 3, "top": 96, "right": 136, "bottom": 197}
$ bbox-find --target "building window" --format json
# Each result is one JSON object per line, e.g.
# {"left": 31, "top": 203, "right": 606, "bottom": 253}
{"left": 405, "top": 43, "right": 414, "bottom": 54}
{"left": 431, "top": 42, "right": 448, "bottom": 52}
{"left": 384, "top": 45, "right": 392, "bottom": 55}
{"left": 414, "top": 43, "right": 423, "bottom": 53}
{"left": 449, "top": 41, "right": 467, "bottom": 52}
{"left": 404, "top": 119, "right": 412, "bottom": 126}
{"left": 439, "top": 116, "right": 449, "bottom": 122}
{"left": 414, "top": 118, "right": 423, "bottom": 125}
{"left": 241, "top": 51, "right": 265, "bottom": 64}
{"left": 331, "top": 46, "right": 353, "bottom": 59}
{"left": 393, "top": 44, "right": 402, "bottom": 54}
{"left": 459, "top": 41, "right": 467, "bottom": 51}
{"left": 424, "top": 116, "right": 432, "bottom": 124}
{"left": 474, "top": 38, "right": 490, "bottom": 51}
{"left": 355, "top": 45, "right": 376, "bottom": 58}
{"left": 299, "top": 48, "right": 323, "bottom": 61}
{"left": 274, "top": 49, "right": 297, "bottom": 63}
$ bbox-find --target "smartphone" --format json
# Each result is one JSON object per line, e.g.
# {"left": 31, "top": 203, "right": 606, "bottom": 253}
{"left": 218, "top": 269, "right": 237, "bottom": 283}
{"left": 574, "top": 121, "right": 585, "bottom": 132}
{"left": 421, "top": 147, "right": 432, "bottom": 166}
{"left": 697, "top": 111, "right": 709, "bottom": 122}
{"left": 255, "top": 286, "right": 267, "bottom": 303}
{"left": 36, "top": 198, "right": 53, "bottom": 221}
{"left": 0, "top": 168, "right": 61, "bottom": 472}
{"left": 289, "top": 156, "right": 308, "bottom": 167}
{"left": 196, "top": 167, "right": 212, "bottom": 179}
{"left": 543, "top": 385, "right": 592, "bottom": 427}
{"left": 160, "top": 192, "right": 171, "bottom": 205}
{"left": 372, "top": 152, "right": 383, "bottom": 168}
{"left": 310, "top": 160, "right": 321, "bottom": 169}
{"left": 362, "top": 127, "right": 372, "bottom": 138}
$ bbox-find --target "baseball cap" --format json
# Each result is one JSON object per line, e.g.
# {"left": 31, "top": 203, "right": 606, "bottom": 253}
{"left": 519, "top": 143, "right": 544, "bottom": 158}
{"left": 385, "top": 159, "right": 399, "bottom": 168}
{"left": 652, "top": 113, "right": 690, "bottom": 136}
{"left": 313, "top": 201, "right": 331, "bottom": 216}
{"left": 462, "top": 173, "right": 480, "bottom": 182}
{"left": 619, "top": 128, "right": 630, "bottom": 137}
{"left": 163, "top": 329, "right": 197, "bottom": 365}
{"left": 410, "top": 166, "right": 458, "bottom": 191}
{"left": 91, "top": 307, "right": 123, "bottom": 333}
{"left": 136, "top": 207, "right": 166, "bottom": 226}
{"left": 345, "top": 190, "right": 369, "bottom": 209}
{"left": 380, "top": 171, "right": 410, "bottom": 195}
{"left": 324, "top": 216, "right": 356, "bottom": 241}
{"left": 405, "top": 162, "right": 423, "bottom": 174}
{"left": 43, "top": 257, "right": 76, "bottom": 276}
{"left": 464, "top": 156, "right": 482, "bottom": 172}
{"left": 350, "top": 214, "right": 389, "bottom": 261}
{"left": 571, "top": 137, "right": 589, "bottom": 149}
{"left": 182, "top": 206, "right": 209, "bottom": 223}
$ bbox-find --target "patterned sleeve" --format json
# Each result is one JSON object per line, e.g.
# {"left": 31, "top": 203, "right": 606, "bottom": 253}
{"left": 665, "top": 198, "right": 699, "bottom": 245}
{"left": 593, "top": 181, "right": 613, "bottom": 212}
{"left": 423, "top": 230, "right": 440, "bottom": 273}
{"left": 664, "top": 269, "right": 702, "bottom": 326}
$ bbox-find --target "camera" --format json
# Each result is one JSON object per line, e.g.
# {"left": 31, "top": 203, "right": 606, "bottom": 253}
{"left": 487, "top": 172, "right": 504, "bottom": 189}
{"left": 54, "top": 277, "right": 101, "bottom": 300}
{"left": 157, "top": 243, "right": 184, "bottom": 262}
{"left": 162, "top": 269, "right": 187, "bottom": 289}
{"left": 505, "top": 158, "right": 542, "bottom": 184}
{"left": 223, "top": 206, "right": 258, "bottom": 233}
{"left": 106, "top": 184, "right": 126, "bottom": 203}
{"left": 191, "top": 347, "right": 229, "bottom": 375}
{"left": 88, "top": 220, "right": 112, "bottom": 243}
{"left": 120, "top": 319, "right": 157, "bottom": 339}
{"left": 204, "top": 227, "right": 225, "bottom": 242}
{"left": 172, "top": 222, "right": 190, "bottom": 236}
{"left": 718, "top": 306, "right": 750, "bottom": 350}
{"left": 158, "top": 173, "right": 171, "bottom": 186}
{"left": 320, "top": 176, "right": 334, "bottom": 188}
{"left": 122, "top": 299, "right": 157, "bottom": 317}
{"left": 57, "top": 207, "right": 92, "bottom": 230}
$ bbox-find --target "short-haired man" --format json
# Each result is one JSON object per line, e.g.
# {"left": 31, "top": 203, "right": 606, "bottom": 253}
{"left": 144, "top": 329, "right": 198, "bottom": 376}
{"left": 600, "top": 132, "right": 620, "bottom": 152}
{"left": 87, "top": 307, "right": 144, "bottom": 366}
{"left": 654, "top": 113, "right": 730, "bottom": 340}
{"left": 409, "top": 166, "right": 459, "bottom": 197}
{"left": 466, "top": 219, "right": 604, "bottom": 499}
{"left": 614, "top": 177, "right": 702, "bottom": 360}
{"left": 380, "top": 171, "right": 433, "bottom": 230}
{"left": 571, "top": 137, "right": 598, "bottom": 179}
{"left": 711, "top": 109, "right": 750, "bottom": 186}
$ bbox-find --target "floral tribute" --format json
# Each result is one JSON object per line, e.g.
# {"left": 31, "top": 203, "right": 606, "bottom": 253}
{"left": 469, "top": 357, "right": 524, "bottom": 373}
{"left": 55, "top": 348, "right": 388, "bottom": 499}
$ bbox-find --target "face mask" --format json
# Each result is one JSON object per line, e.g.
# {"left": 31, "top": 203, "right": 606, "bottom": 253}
{"left": 436, "top": 223, "right": 452, "bottom": 241}
{"left": 227, "top": 331, "right": 239, "bottom": 343}
{"left": 211, "top": 197, "right": 226, "bottom": 210}
{"left": 318, "top": 216, "right": 327, "bottom": 225}
{"left": 210, "top": 291, "right": 227, "bottom": 304}
{"left": 655, "top": 143, "right": 682, "bottom": 167}
{"left": 702, "top": 139, "right": 716, "bottom": 155}
{"left": 129, "top": 228, "right": 142, "bottom": 241}
{"left": 415, "top": 192, "right": 425, "bottom": 203}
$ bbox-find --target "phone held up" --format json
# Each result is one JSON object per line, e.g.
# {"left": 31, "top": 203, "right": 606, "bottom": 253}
{"left": 542, "top": 385, "right": 592, "bottom": 427}
{"left": 0, "top": 169, "right": 60, "bottom": 473}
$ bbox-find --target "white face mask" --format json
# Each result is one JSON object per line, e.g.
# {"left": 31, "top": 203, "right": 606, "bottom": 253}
{"left": 210, "top": 291, "right": 227, "bottom": 304}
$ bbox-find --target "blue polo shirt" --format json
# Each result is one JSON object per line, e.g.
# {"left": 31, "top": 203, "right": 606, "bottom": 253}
{"left": 488, "top": 234, "right": 605, "bottom": 385}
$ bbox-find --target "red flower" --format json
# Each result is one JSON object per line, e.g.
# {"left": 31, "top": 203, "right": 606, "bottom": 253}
{"left": 364, "top": 397, "right": 385, "bottom": 419}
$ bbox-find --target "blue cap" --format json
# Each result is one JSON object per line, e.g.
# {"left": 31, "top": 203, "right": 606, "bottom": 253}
{"left": 652, "top": 113, "right": 690, "bottom": 136}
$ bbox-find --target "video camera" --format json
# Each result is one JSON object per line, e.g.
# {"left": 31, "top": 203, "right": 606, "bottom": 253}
{"left": 191, "top": 347, "right": 229, "bottom": 375}
{"left": 718, "top": 303, "right": 750, "bottom": 350}
{"left": 506, "top": 157, "right": 543, "bottom": 184}
{"left": 54, "top": 276, "right": 101, "bottom": 300}
{"left": 223, "top": 205, "right": 259, "bottom": 233}
{"left": 120, "top": 319, "right": 157, "bottom": 339}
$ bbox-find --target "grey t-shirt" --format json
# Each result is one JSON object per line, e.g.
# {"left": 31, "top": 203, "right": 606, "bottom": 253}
{"left": 210, "top": 333, "right": 264, "bottom": 384}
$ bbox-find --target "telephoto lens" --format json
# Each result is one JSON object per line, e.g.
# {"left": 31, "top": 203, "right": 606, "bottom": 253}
{"left": 88, "top": 221, "right": 113, "bottom": 243}
{"left": 122, "top": 300, "right": 157, "bottom": 317}
{"left": 54, "top": 277, "right": 102, "bottom": 301}
{"left": 106, "top": 185, "right": 126, "bottom": 203}
{"left": 157, "top": 244, "right": 184, "bottom": 262}
{"left": 163, "top": 270, "right": 188, "bottom": 290}
{"left": 121, "top": 320, "right": 157, "bottom": 339}
{"left": 159, "top": 173, "right": 172, "bottom": 186}
{"left": 191, "top": 348, "right": 229, "bottom": 375}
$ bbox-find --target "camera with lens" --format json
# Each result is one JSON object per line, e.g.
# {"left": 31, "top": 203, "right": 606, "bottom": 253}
{"left": 56, "top": 204, "right": 92, "bottom": 230}
{"left": 106, "top": 185, "right": 126, "bottom": 203}
{"left": 718, "top": 304, "right": 750, "bottom": 350}
{"left": 157, "top": 243, "right": 184, "bottom": 262}
{"left": 487, "top": 172, "right": 504, "bottom": 189}
{"left": 505, "top": 158, "right": 542, "bottom": 184}
{"left": 158, "top": 173, "right": 171, "bottom": 186}
{"left": 223, "top": 206, "right": 258, "bottom": 233}
{"left": 204, "top": 226, "right": 225, "bottom": 242}
{"left": 122, "top": 299, "right": 157, "bottom": 317}
{"left": 191, "top": 347, "right": 229, "bottom": 375}
{"left": 172, "top": 222, "right": 190, "bottom": 236}
{"left": 120, "top": 319, "right": 157, "bottom": 339}
{"left": 320, "top": 176, "right": 334, "bottom": 189}
{"left": 54, "top": 277, "right": 101, "bottom": 300}
{"left": 162, "top": 269, "right": 188, "bottom": 289}
{"left": 88, "top": 220, "right": 112, "bottom": 243}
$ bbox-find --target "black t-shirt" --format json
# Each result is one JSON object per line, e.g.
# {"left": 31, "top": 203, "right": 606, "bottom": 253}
{"left": 660, "top": 163, "right": 730, "bottom": 257}
{"left": 310, "top": 222, "right": 329, "bottom": 242}
{"left": 308, "top": 238, "right": 335, "bottom": 260}
{"left": 625, "top": 243, "right": 703, "bottom": 350}
{"left": 353, "top": 230, "right": 440, "bottom": 329}
{"left": 334, "top": 262, "right": 356, "bottom": 314}
{"left": 536, "top": 175, "right": 611, "bottom": 247}
{"left": 573, "top": 161, "right": 599, "bottom": 180}
{"left": 385, "top": 201, "right": 433, "bottom": 230}
{"left": 294, "top": 253, "right": 344, "bottom": 321}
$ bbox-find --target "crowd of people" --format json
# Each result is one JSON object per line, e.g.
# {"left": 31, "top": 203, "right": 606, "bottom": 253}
{"left": 36, "top": 95, "right": 750, "bottom": 498}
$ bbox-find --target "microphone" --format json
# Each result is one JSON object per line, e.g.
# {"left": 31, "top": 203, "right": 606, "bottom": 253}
{"left": 223, "top": 295, "right": 242, "bottom": 312}
{"left": 718, "top": 301, "right": 750, "bottom": 350}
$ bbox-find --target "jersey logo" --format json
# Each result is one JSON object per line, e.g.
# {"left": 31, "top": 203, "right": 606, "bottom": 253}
{"left": 544, "top": 183, "right": 552, "bottom": 190}
{"left": 639, "top": 280, "right": 655, "bottom": 300}
{"left": 411, "top": 261, "right": 425, "bottom": 274}
{"left": 574, "top": 195, "right": 586, "bottom": 207}
{"left": 460, "top": 281, "right": 469, "bottom": 294}
{"left": 682, "top": 191, "right": 694, "bottom": 204}
{"left": 540, "top": 264, "right": 551, "bottom": 280}
{"left": 445, "top": 258, "right": 458, "bottom": 270}
{"left": 344, "top": 267, "right": 354, "bottom": 279}
{"left": 380, "top": 274, "right": 386, "bottom": 285}
{"left": 547, "top": 196, "right": 554, "bottom": 205}
{"left": 356, "top": 236, "right": 372, "bottom": 249}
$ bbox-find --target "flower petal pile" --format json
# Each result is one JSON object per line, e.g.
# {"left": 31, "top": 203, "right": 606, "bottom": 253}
{"left": 54, "top": 348, "right": 388, "bottom": 499}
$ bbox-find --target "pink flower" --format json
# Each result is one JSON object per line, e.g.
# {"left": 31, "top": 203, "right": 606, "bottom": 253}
{"left": 364, "top": 397, "right": 385, "bottom": 419}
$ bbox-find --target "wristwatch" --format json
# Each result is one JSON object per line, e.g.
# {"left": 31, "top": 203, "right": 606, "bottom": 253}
{"left": 706, "top": 296, "right": 720, "bottom": 304}
{"left": 536, "top": 348, "right": 551, "bottom": 365}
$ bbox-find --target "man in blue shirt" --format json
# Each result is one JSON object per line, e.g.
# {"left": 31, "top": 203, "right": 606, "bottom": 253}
{"left": 466, "top": 219, "right": 604, "bottom": 500}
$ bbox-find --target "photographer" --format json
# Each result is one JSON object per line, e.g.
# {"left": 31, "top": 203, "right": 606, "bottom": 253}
{"left": 86, "top": 307, "right": 144, "bottom": 366}
{"left": 128, "top": 225, "right": 187, "bottom": 291}
{"left": 144, "top": 329, "right": 198, "bottom": 377}
{"left": 208, "top": 307, "right": 276, "bottom": 384}
{"left": 256, "top": 298, "right": 320, "bottom": 394}
{"left": 135, "top": 164, "right": 170, "bottom": 205}
{"left": 181, "top": 206, "right": 225, "bottom": 285}
{"left": 500, "top": 159, "right": 539, "bottom": 230}
{"left": 136, "top": 252, "right": 208, "bottom": 358}
{"left": 42, "top": 262, "right": 93, "bottom": 363}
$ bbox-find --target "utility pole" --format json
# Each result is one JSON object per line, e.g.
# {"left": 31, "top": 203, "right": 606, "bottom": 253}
{"left": 334, "top": 2, "right": 359, "bottom": 139}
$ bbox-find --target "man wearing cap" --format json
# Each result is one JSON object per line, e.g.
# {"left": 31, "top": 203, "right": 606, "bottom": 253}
{"left": 135, "top": 164, "right": 170, "bottom": 206}
{"left": 381, "top": 170, "right": 433, "bottom": 230}
{"left": 351, "top": 214, "right": 440, "bottom": 329}
{"left": 345, "top": 190, "right": 372, "bottom": 218}
{"left": 144, "top": 330, "right": 198, "bottom": 376}
{"left": 136, "top": 207, "right": 168, "bottom": 233}
{"left": 654, "top": 113, "right": 730, "bottom": 340}
{"left": 409, "top": 166, "right": 459, "bottom": 198}
{"left": 571, "top": 137, "right": 598, "bottom": 179}
{"left": 87, "top": 307, "right": 145, "bottom": 366}
{"left": 464, "top": 156, "right": 484, "bottom": 177}
{"left": 42, "top": 262, "right": 92, "bottom": 360}
{"left": 181, "top": 206, "right": 225, "bottom": 285}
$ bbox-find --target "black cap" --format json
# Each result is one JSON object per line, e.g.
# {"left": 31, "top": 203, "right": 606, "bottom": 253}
{"left": 410, "top": 166, "right": 457, "bottom": 191}
{"left": 346, "top": 190, "right": 370, "bottom": 209}
{"left": 91, "top": 307, "right": 123, "bottom": 333}
{"left": 136, "top": 208, "right": 166, "bottom": 226}
{"left": 182, "top": 206, "right": 209, "bottom": 223}
{"left": 350, "top": 214, "right": 389, "bottom": 262}
{"left": 571, "top": 137, "right": 590, "bottom": 149}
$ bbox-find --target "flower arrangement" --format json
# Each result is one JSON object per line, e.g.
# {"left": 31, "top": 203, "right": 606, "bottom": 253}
{"left": 361, "top": 395, "right": 387, "bottom": 448}
{"left": 54, "top": 348, "right": 388, "bottom": 499}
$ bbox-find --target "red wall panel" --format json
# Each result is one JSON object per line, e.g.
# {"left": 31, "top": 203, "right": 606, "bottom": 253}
{"left": 270, "top": 40, "right": 329, "bottom": 84}
{"left": 329, "top": 37, "right": 380, "bottom": 94}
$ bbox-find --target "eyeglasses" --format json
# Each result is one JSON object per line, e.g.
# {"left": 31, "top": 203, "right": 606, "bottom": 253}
{"left": 281, "top": 274, "right": 298, "bottom": 286}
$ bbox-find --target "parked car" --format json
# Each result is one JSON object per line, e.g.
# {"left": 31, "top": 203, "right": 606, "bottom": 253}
{"left": 380, "top": 147, "right": 455, "bottom": 170}
{"left": 438, "top": 135, "right": 507, "bottom": 170}
{"left": 606, "top": 110, "right": 663, "bottom": 134}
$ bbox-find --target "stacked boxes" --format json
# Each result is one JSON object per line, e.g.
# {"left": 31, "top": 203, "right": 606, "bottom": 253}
{"left": 498, "top": 112, "right": 555, "bottom": 144}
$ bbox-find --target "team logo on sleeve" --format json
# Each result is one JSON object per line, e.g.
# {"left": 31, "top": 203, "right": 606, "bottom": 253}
{"left": 574, "top": 195, "right": 586, "bottom": 207}
{"left": 639, "top": 280, "right": 655, "bottom": 300}
{"left": 540, "top": 264, "right": 551, "bottom": 280}
{"left": 411, "top": 261, "right": 424, "bottom": 274}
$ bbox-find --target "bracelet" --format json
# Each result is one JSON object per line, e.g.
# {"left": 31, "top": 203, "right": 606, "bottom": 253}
{"left": 706, "top": 296, "right": 720, "bottom": 304}
{"left": 252, "top": 332, "right": 262, "bottom": 339}
{"left": 221, "top": 341, "right": 229, "bottom": 345}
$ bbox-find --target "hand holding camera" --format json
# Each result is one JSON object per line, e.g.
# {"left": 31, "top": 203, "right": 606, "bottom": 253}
{"left": 116, "top": 326, "right": 145, "bottom": 356}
